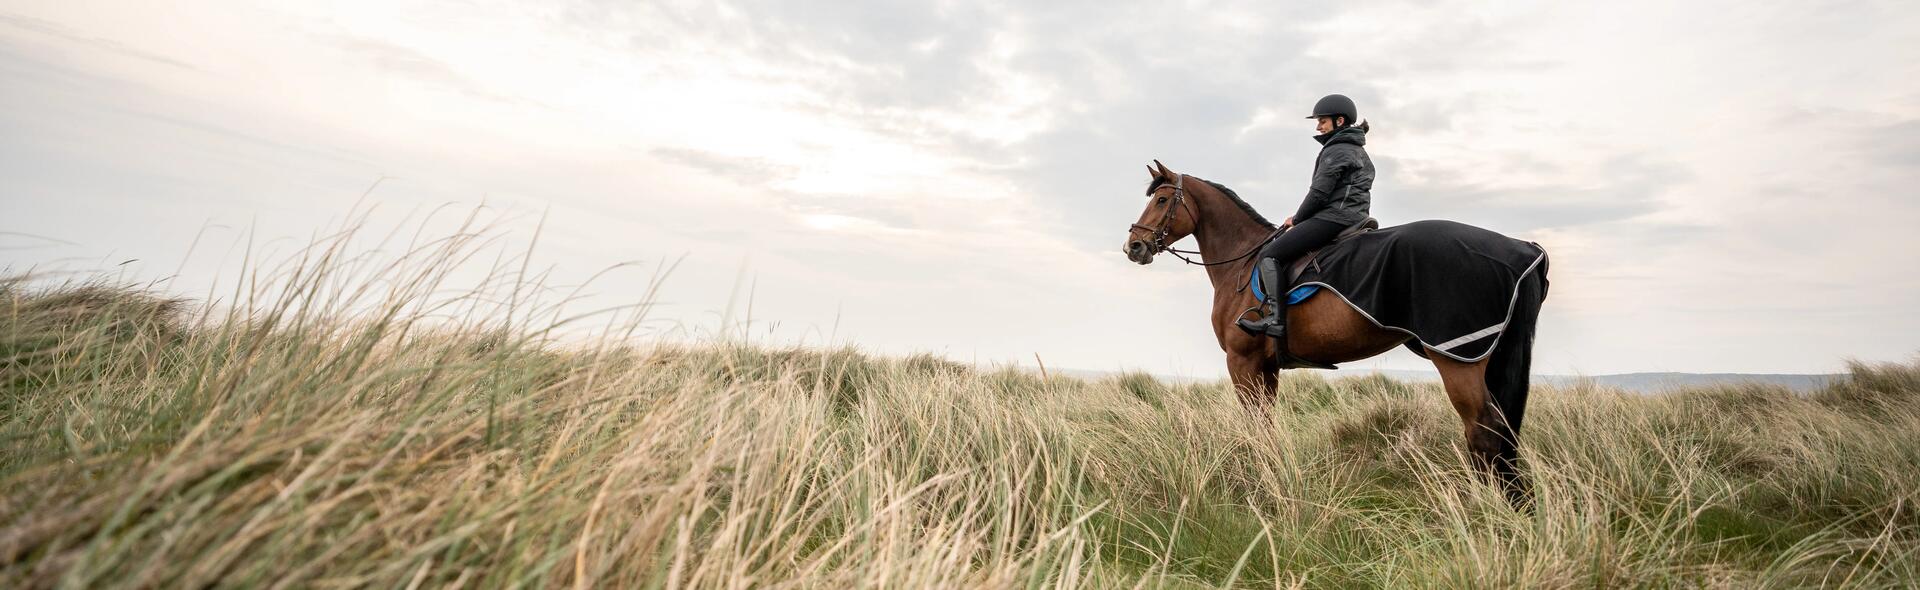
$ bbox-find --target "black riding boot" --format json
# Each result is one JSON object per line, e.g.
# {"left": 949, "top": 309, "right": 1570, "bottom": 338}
{"left": 1236, "top": 257, "right": 1288, "bottom": 338}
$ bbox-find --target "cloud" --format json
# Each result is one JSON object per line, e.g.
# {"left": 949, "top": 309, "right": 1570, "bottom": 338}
{"left": 324, "top": 35, "right": 520, "bottom": 104}
{"left": 1381, "top": 151, "right": 1687, "bottom": 233}
{"left": 2, "top": 1, "right": 1916, "bottom": 375}
{"left": 0, "top": 12, "right": 198, "bottom": 70}
{"left": 651, "top": 147, "right": 799, "bottom": 188}
{"left": 1863, "top": 118, "right": 1920, "bottom": 169}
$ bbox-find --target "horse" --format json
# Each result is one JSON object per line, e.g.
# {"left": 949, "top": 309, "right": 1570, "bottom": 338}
{"left": 1121, "top": 160, "right": 1549, "bottom": 507}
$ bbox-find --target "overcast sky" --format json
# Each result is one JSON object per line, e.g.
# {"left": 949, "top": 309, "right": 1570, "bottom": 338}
{"left": 2, "top": 0, "right": 1916, "bottom": 377}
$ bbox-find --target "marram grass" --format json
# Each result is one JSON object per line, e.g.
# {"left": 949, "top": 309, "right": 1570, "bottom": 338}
{"left": 2, "top": 255, "right": 1917, "bottom": 588}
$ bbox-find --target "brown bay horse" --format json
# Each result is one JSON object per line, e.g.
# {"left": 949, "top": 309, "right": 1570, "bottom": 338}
{"left": 1122, "top": 161, "right": 1549, "bottom": 507}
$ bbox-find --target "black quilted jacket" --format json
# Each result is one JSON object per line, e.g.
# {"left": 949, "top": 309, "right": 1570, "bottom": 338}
{"left": 1291, "top": 123, "right": 1374, "bottom": 226}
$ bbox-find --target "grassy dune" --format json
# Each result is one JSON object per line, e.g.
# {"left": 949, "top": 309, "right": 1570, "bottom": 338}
{"left": 3, "top": 242, "right": 1918, "bottom": 587}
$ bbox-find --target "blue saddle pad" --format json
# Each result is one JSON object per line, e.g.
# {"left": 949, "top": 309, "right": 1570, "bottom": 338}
{"left": 1251, "top": 269, "right": 1320, "bottom": 305}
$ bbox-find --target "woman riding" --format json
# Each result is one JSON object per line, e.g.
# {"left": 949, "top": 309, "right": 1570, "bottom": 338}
{"left": 1236, "top": 94, "right": 1374, "bottom": 339}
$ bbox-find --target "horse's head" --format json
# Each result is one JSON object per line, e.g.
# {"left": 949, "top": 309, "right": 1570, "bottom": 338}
{"left": 1123, "top": 160, "right": 1196, "bottom": 265}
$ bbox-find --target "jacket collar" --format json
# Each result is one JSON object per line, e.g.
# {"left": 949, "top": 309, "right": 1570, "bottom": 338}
{"left": 1313, "top": 125, "right": 1367, "bottom": 147}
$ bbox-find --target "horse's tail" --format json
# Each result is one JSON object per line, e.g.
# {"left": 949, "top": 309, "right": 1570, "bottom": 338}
{"left": 1486, "top": 250, "right": 1548, "bottom": 434}
{"left": 1482, "top": 250, "right": 1547, "bottom": 508}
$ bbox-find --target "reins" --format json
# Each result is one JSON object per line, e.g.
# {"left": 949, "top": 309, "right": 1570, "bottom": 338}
{"left": 1165, "top": 237, "right": 1273, "bottom": 267}
{"left": 1133, "top": 174, "right": 1281, "bottom": 267}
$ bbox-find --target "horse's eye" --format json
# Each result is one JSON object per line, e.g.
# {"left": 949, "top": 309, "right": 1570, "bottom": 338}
{"left": 1156, "top": 196, "right": 1167, "bottom": 204}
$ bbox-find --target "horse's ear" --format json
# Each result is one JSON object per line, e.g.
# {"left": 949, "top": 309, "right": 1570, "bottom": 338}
{"left": 1147, "top": 163, "right": 1160, "bottom": 180}
{"left": 1154, "top": 159, "right": 1174, "bottom": 179}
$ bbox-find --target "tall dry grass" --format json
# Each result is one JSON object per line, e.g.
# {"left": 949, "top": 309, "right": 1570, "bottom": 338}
{"left": 2, "top": 218, "right": 1916, "bottom": 588}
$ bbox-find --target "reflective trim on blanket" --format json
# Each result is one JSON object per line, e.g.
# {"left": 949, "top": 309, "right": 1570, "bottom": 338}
{"left": 1433, "top": 321, "right": 1506, "bottom": 352}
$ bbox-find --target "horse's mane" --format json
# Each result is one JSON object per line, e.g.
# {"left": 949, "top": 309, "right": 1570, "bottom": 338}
{"left": 1148, "top": 175, "right": 1276, "bottom": 230}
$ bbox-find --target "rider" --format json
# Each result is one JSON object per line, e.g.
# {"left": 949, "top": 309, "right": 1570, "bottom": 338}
{"left": 1236, "top": 94, "right": 1374, "bottom": 339}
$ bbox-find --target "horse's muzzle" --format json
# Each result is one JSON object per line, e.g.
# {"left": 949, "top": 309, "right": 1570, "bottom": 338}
{"left": 1125, "top": 240, "right": 1154, "bottom": 265}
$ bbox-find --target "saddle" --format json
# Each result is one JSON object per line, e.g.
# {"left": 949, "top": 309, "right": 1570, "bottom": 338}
{"left": 1290, "top": 217, "right": 1380, "bottom": 284}
{"left": 1249, "top": 217, "right": 1379, "bottom": 303}
{"left": 1247, "top": 216, "right": 1379, "bottom": 370}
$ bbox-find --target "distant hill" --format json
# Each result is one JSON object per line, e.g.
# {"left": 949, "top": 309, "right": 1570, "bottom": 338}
{"left": 1051, "top": 367, "right": 1843, "bottom": 394}
{"left": 1534, "top": 372, "right": 1842, "bottom": 393}
{"left": 1356, "top": 369, "right": 1841, "bottom": 393}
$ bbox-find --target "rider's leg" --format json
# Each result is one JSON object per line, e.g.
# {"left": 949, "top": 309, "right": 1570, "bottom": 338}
{"left": 1236, "top": 218, "right": 1347, "bottom": 337}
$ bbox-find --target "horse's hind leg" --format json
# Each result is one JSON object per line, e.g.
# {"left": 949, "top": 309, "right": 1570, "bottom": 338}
{"left": 1431, "top": 354, "right": 1525, "bottom": 506}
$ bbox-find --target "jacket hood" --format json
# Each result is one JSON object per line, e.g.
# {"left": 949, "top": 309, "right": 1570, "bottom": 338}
{"left": 1313, "top": 122, "right": 1368, "bottom": 147}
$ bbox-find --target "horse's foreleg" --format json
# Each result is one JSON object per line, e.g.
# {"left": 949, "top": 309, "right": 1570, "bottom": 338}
{"left": 1260, "top": 363, "right": 1279, "bottom": 405}
{"left": 1228, "top": 352, "right": 1274, "bottom": 411}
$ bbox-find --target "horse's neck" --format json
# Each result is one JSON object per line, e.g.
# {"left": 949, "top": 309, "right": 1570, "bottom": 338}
{"left": 1186, "top": 183, "right": 1272, "bottom": 288}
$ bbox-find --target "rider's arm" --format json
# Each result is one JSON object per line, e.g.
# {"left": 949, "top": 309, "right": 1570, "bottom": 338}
{"left": 1291, "top": 146, "right": 1355, "bottom": 224}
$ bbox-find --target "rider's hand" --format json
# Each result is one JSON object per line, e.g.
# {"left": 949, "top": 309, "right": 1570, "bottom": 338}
{"left": 1282, "top": 216, "right": 1294, "bottom": 228}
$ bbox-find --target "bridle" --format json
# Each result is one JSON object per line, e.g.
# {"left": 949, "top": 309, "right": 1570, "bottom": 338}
{"left": 1130, "top": 174, "right": 1279, "bottom": 267}
{"left": 1129, "top": 174, "right": 1192, "bottom": 253}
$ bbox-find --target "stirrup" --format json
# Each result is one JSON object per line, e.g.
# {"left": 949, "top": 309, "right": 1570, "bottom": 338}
{"left": 1236, "top": 311, "right": 1286, "bottom": 338}
{"left": 1236, "top": 301, "right": 1280, "bottom": 337}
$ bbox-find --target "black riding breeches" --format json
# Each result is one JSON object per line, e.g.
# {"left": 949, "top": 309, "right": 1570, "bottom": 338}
{"left": 1256, "top": 218, "right": 1347, "bottom": 264}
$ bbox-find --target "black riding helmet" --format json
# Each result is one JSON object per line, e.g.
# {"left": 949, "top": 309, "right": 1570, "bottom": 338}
{"left": 1306, "top": 94, "right": 1357, "bottom": 124}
